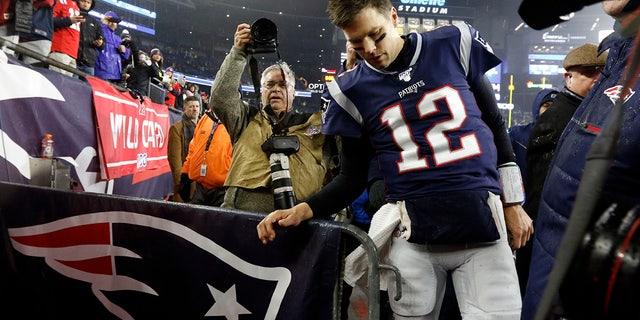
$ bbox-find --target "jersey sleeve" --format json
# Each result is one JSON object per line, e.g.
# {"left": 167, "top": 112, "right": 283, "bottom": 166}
{"left": 320, "top": 87, "right": 363, "bottom": 138}
{"left": 454, "top": 22, "right": 502, "bottom": 85}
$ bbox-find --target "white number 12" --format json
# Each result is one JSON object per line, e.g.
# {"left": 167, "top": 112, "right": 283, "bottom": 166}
{"left": 380, "top": 86, "right": 481, "bottom": 173}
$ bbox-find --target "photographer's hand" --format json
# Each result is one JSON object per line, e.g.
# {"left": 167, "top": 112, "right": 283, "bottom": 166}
{"left": 233, "top": 23, "right": 252, "bottom": 51}
{"left": 257, "top": 202, "right": 313, "bottom": 244}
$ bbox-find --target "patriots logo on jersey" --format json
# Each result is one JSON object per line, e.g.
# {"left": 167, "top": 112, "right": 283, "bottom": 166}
{"left": 604, "top": 85, "right": 635, "bottom": 104}
{"left": 398, "top": 67, "right": 414, "bottom": 82}
{"left": 320, "top": 95, "right": 330, "bottom": 125}
{"left": 474, "top": 32, "right": 494, "bottom": 54}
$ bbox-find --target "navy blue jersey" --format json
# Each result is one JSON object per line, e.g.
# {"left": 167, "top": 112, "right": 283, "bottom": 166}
{"left": 323, "top": 23, "right": 502, "bottom": 201}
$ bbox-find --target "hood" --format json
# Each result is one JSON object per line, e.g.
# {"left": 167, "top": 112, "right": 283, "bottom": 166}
{"left": 531, "top": 89, "right": 558, "bottom": 120}
{"left": 75, "top": 0, "right": 96, "bottom": 13}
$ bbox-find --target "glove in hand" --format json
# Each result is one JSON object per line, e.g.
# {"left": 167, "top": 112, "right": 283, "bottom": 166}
{"left": 179, "top": 173, "right": 192, "bottom": 202}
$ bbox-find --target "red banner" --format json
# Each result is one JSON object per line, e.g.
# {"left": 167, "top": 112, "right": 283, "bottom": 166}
{"left": 87, "top": 78, "right": 170, "bottom": 180}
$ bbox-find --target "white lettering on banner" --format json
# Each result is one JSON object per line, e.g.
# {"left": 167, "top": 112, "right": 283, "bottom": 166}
{"left": 109, "top": 112, "right": 139, "bottom": 149}
{"left": 141, "top": 120, "right": 165, "bottom": 148}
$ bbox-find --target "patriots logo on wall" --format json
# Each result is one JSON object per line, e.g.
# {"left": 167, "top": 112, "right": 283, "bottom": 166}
{"left": 0, "top": 182, "right": 342, "bottom": 319}
{"left": 8, "top": 212, "right": 290, "bottom": 320}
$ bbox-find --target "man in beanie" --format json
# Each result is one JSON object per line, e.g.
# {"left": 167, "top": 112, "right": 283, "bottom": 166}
{"left": 75, "top": 0, "right": 104, "bottom": 76}
{"left": 522, "top": 0, "right": 640, "bottom": 317}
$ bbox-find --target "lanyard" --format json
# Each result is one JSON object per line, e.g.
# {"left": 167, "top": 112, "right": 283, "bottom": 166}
{"left": 204, "top": 119, "right": 219, "bottom": 153}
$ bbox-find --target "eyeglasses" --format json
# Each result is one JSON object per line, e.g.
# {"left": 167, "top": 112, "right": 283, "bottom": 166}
{"left": 262, "top": 81, "right": 291, "bottom": 90}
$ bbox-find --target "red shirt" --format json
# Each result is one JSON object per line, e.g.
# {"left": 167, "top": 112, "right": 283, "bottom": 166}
{"left": 50, "top": 0, "right": 81, "bottom": 58}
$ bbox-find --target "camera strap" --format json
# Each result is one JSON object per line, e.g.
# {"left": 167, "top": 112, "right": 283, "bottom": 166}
{"left": 249, "top": 56, "right": 262, "bottom": 104}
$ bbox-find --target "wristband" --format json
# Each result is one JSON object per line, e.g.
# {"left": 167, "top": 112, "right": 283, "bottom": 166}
{"left": 498, "top": 162, "right": 525, "bottom": 205}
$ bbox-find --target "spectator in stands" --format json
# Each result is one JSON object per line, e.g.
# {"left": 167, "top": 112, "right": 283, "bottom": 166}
{"left": 210, "top": 23, "right": 331, "bottom": 213}
{"left": 168, "top": 95, "right": 200, "bottom": 203}
{"left": 48, "top": 0, "right": 84, "bottom": 77}
{"left": 200, "top": 92, "right": 209, "bottom": 112}
{"left": 149, "top": 47, "right": 164, "bottom": 86}
{"left": 75, "top": 0, "right": 103, "bottom": 76}
{"left": 172, "top": 76, "right": 190, "bottom": 110}
{"left": 188, "top": 83, "right": 203, "bottom": 113}
{"left": 95, "top": 11, "right": 129, "bottom": 84}
{"left": 15, "top": 0, "right": 54, "bottom": 66}
{"left": 163, "top": 66, "right": 181, "bottom": 108}
{"left": 178, "top": 106, "right": 232, "bottom": 206}
{"left": 119, "top": 29, "right": 136, "bottom": 70}
{"left": 125, "top": 50, "right": 155, "bottom": 97}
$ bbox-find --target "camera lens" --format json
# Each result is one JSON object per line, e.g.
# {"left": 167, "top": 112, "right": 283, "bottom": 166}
{"left": 251, "top": 18, "right": 277, "bottom": 44}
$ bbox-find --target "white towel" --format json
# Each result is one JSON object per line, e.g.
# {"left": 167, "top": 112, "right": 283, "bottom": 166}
{"left": 344, "top": 202, "right": 403, "bottom": 290}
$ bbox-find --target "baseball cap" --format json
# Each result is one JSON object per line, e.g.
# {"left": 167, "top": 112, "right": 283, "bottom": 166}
{"left": 563, "top": 43, "right": 608, "bottom": 70}
{"left": 165, "top": 66, "right": 174, "bottom": 73}
{"left": 104, "top": 11, "right": 122, "bottom": 23}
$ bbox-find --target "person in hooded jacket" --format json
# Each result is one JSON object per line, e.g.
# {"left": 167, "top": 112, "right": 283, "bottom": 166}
{"left": 125, "top": 50, "right": 155, "bottom": 97}
{"left": 508, "top": 88, "right": 558, "bottom": 296}
{"left": 508, "top": 88, "right": 558, "bottom": 186}
{"left": 75, "top": 0, "right": 104, "bottom": 76}
{"left": 94, "top": 10, "right": 129, "bottom": 84}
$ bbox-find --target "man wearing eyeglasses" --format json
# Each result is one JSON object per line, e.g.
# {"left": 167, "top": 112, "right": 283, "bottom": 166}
{"left": 209, "top": 23, "right": 330, "bottom": 213}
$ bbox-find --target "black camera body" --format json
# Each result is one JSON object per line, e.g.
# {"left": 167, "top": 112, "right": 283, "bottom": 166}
{"left": 261, "top": 135, "right": 299, "bottom": 156}
{"left": 246, "top": 18, "right": 278, "bottom": 55}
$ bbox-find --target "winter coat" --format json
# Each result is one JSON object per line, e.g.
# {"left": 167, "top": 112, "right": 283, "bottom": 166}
{"left": 522, "top": 27, "right": 640, "bottom": 320}
{"left": 94, "top": 24, "right": 129, "bottom": 81}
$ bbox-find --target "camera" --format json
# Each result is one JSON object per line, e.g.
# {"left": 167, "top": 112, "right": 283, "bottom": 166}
{"left": 261, "top": 135, "right": 299, "bottom": 156}
{"left": 246, "top": 18, "right": 278, "bottom": 54}
{"left": 262, "top": 135, "right": 300, "bottom": 209}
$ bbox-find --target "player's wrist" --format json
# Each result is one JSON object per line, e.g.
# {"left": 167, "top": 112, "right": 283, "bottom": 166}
{"left": 498, "top": 162, "right": 525, "bottom": 206}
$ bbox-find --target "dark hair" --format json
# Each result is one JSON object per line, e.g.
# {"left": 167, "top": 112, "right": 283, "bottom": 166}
{"left": 183, "top": 96, "right": 200, "bottom": 104}
{"left": 327, "top": 0, "right": 392, "bottom": 28}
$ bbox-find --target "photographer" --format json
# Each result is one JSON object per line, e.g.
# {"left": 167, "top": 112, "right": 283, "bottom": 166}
{"left": 210, "top": 22, "right": 331, "bottom": 213}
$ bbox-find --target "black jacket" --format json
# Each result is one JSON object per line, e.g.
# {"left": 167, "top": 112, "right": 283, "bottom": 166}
{"left": 523, "top": 87, "right": 583, "bottom": 220}
{"left": 76, "top": 10, "right": 104, "bottom": 67}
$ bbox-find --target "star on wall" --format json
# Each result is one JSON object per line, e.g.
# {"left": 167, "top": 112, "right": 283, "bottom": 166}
{"left": 205, "top": 284, "right": 252, "bottom": 319}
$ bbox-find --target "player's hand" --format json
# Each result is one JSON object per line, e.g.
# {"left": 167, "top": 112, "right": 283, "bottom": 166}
{"left": 233, "top": 23, "right": 252, "bottom": 51}
{"left": 257, "top": 202, "right": 313, "bottom": 244}
{"left": 503, "top": 204, "right": 533, "bottom": 250}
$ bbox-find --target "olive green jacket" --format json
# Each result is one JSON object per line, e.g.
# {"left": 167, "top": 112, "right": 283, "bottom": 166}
{"left": 210, "top": 46, "right": 328, "bottom": 212}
